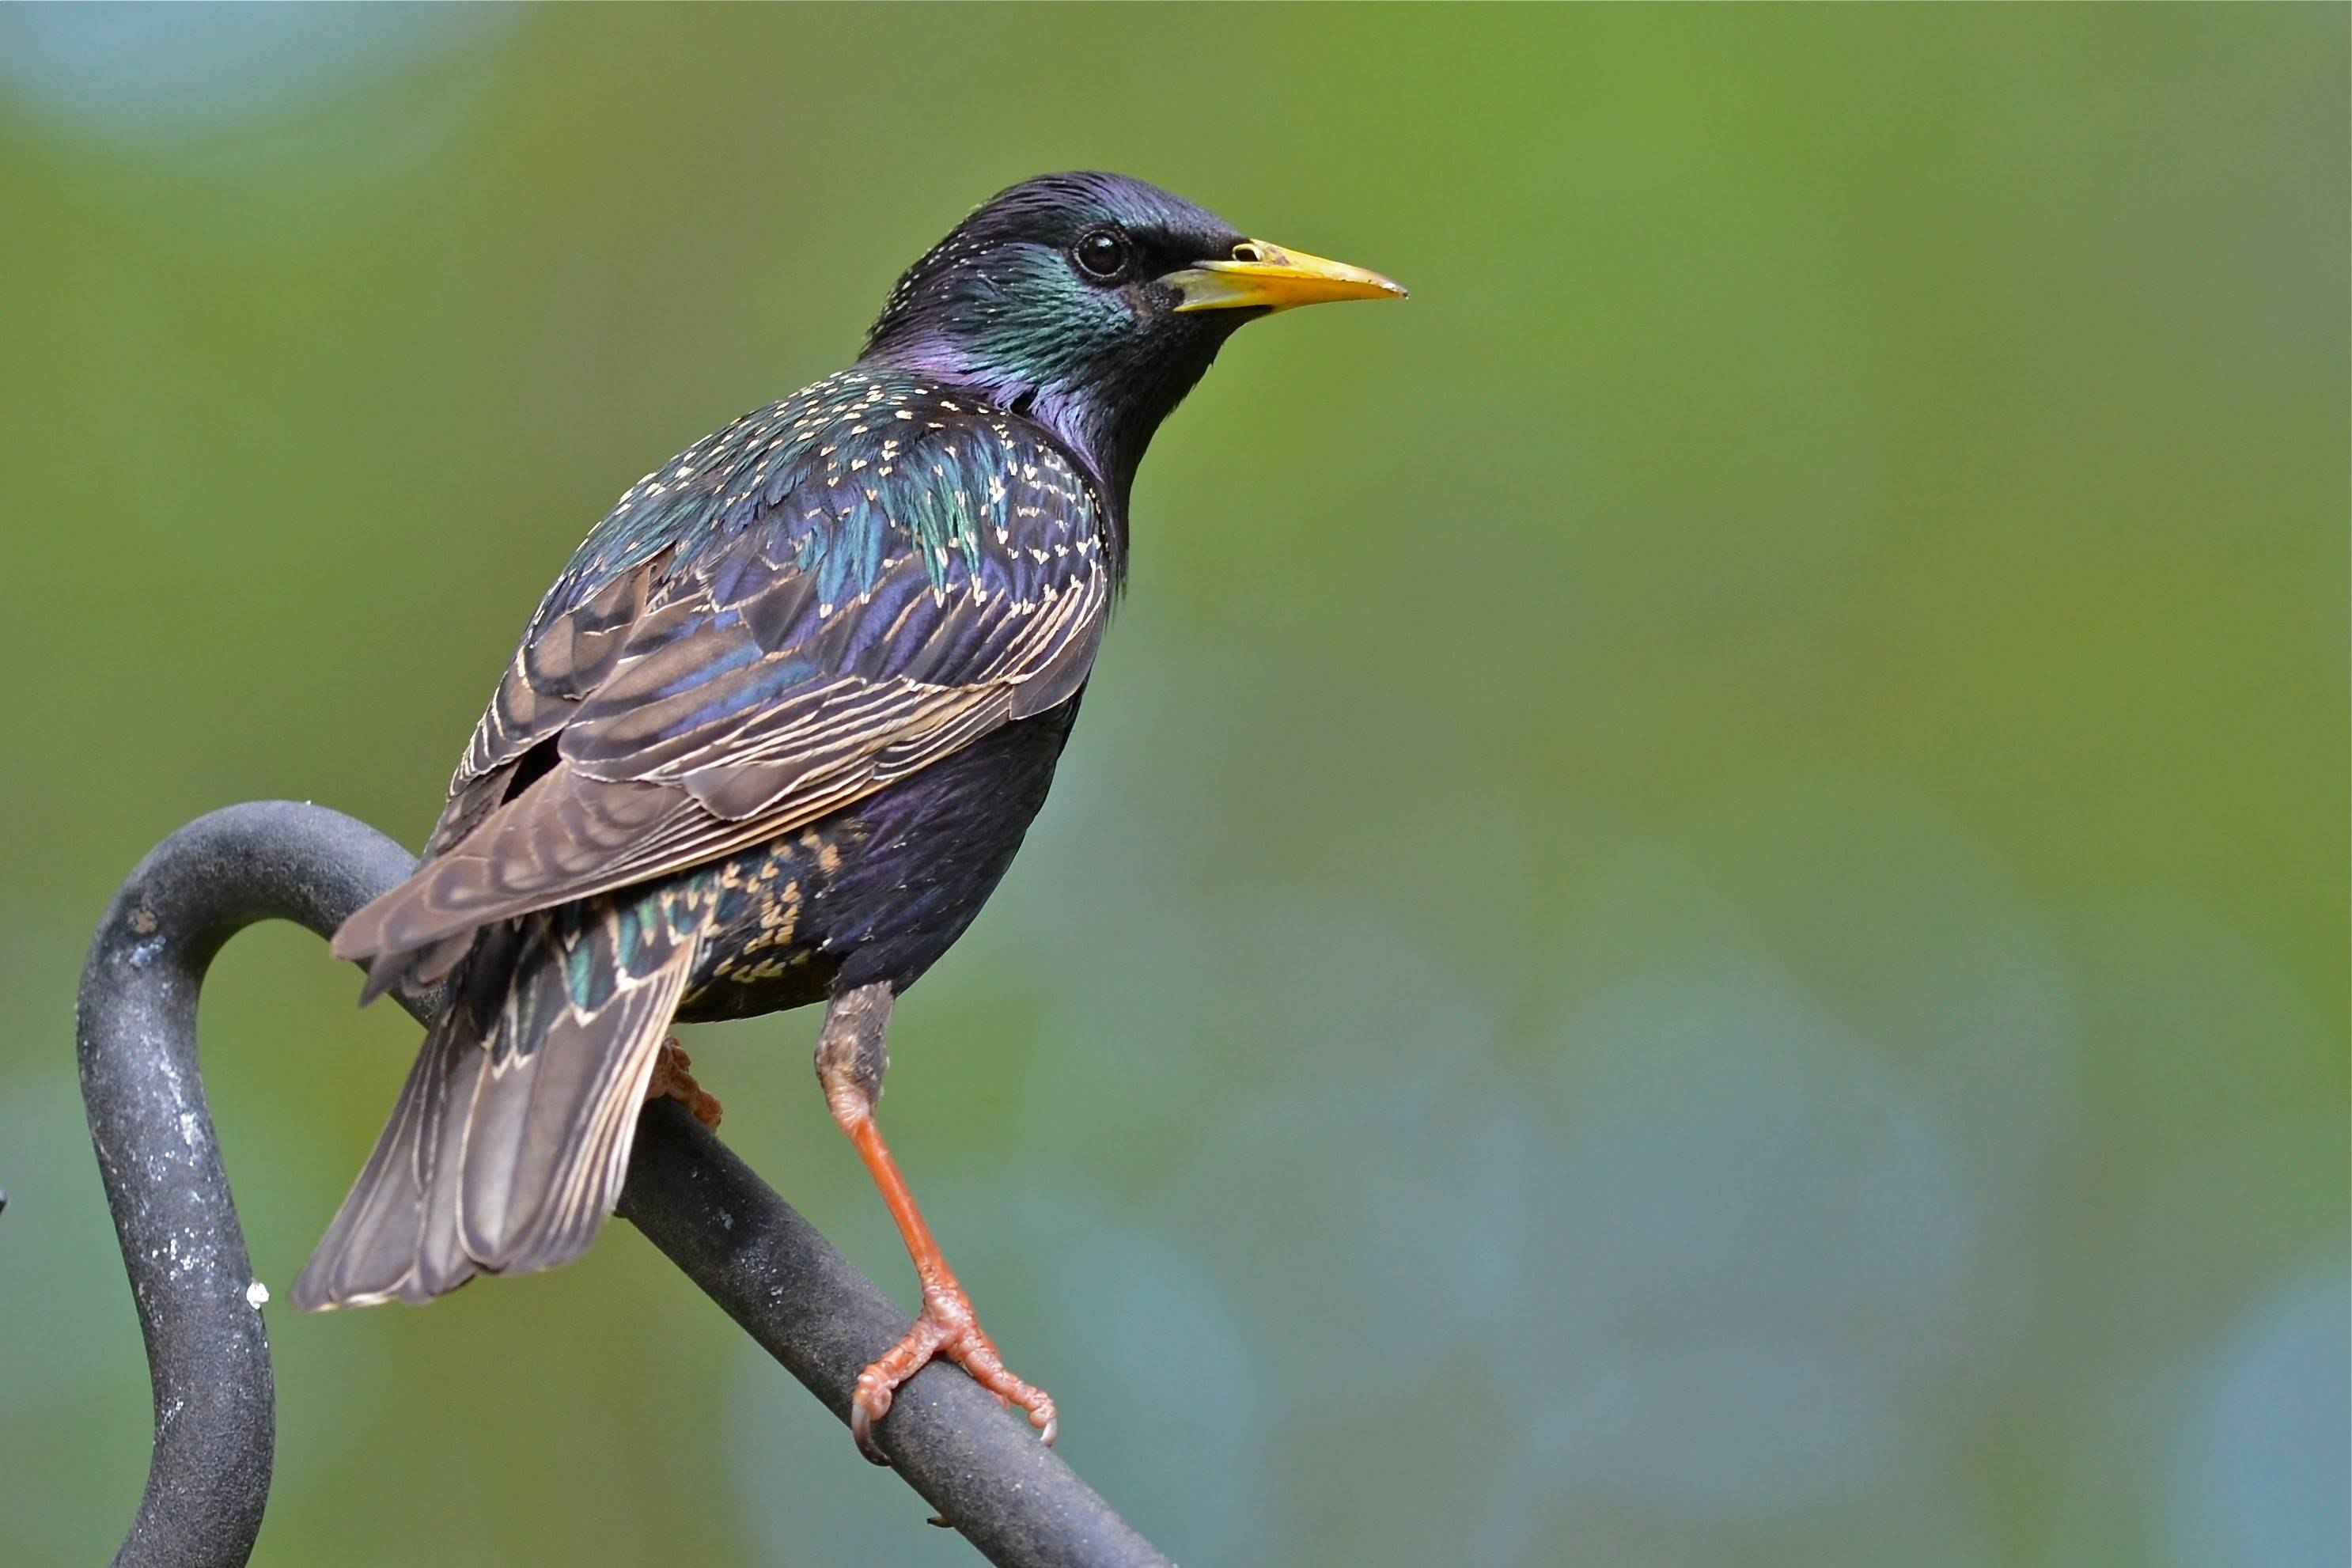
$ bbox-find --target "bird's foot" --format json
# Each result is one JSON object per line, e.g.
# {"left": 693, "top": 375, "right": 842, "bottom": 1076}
{"left": 645, "top": 1039, "right": 723, "bottom": 1129}
{"left": 850, "top": 1280, "right": 1057, "bottom": 1465}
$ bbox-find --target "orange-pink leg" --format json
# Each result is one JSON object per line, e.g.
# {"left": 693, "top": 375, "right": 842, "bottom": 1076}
{"left": 646, "top": 1039, "right": 724, "bottom": 1129}
{"left": 816, "top": 985, "right": 1057, "bottom": 1464}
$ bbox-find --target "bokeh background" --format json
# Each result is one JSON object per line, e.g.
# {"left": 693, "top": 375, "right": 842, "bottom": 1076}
{"left": 2, "top": 6, "right": 2345, "bottom": 1566}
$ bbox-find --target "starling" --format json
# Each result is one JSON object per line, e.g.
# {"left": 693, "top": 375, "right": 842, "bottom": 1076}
{"left": 294, "top": 172, "right": 1403, "bottom": 1456}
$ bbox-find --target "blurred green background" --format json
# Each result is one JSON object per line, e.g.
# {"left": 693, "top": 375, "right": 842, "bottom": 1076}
{"left": 2, "top": 6, "right": 2344, "bottom": 1566}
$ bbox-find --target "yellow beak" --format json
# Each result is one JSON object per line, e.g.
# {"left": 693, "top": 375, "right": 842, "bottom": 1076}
{"left": 1165, "top": 240, "right": 1407, "bottom": 313}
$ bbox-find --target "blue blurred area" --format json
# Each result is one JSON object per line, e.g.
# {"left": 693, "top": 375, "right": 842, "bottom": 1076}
{"left": 0, "top": 6, "right": 514, "bottom": 139}
{"left": 1, "top": 7, "right": 2344, "bottom": 1566}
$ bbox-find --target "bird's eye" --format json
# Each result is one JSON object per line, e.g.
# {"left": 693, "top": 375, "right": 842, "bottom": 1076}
{"left": 1073, "top": 229, "right": 1129, "bottom": 282}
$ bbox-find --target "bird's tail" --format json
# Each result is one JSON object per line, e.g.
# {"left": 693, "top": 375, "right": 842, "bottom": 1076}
{"left": 294, "top": 902, "right": 699, "bottom": 1310}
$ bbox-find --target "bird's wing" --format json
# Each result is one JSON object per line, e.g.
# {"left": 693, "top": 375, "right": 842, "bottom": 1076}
{"left": 335, "top": 383, "right": 1110, "bottom": 972}
{"left": 415, "top": 557, "right": 657, "bottom": 864}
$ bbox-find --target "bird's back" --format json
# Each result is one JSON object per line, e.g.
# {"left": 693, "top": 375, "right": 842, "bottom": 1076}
{"left": 335, "top": 366, "right": 1115, "bottom": 995}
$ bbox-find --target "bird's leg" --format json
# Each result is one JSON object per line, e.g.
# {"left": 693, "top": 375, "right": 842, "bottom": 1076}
{"left": 645, "top": 1038, "right": 724, "bottom": 1129}
{"left": 815, "top": 983, "right": 1057, "bottom": 1464}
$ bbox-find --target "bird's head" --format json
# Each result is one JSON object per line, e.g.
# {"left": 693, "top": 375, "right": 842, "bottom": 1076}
{"left": 861, "top": 171, "right": 1403, "bottom": 504}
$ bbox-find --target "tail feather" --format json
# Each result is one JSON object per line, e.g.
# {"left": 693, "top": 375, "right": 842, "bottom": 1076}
{"left": 453, "top": 941, "right": 695, "bottom": 1274}
{"left": 294, "top": 907, "right": 699, "bottom": 1310}
{"left": 290, "top": 1004, "right": 479, "bottom": 1307}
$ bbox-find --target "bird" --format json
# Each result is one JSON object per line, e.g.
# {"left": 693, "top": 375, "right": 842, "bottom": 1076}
{"left": 294, "top": 171, "right": 1403, "bottom": 1460}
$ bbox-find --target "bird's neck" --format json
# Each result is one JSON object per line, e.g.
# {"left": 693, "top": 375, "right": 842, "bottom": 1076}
{"left": 857, "top": 341, "right": 1191, "bottom": 564}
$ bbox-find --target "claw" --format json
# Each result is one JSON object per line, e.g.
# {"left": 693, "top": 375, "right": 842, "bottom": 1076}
{"left": 846, "top": 1286, "right": 1054, "bottom": 1466}
{"left": 850, "top": 1389, "right": 889, "bottom": 1466}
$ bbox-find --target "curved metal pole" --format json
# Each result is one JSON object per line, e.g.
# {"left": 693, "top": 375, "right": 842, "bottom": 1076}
{"left": 78, "top": 801, "right": 1171, "bottom": 1568}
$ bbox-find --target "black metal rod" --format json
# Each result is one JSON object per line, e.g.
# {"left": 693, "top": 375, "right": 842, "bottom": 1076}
{"left": 77, "top": 801, "right": 1172, "bottom": 1568}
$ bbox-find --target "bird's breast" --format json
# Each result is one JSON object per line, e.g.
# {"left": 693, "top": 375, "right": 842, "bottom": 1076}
{"left": 672, "top": 697, "right": 1082, "bottom": 1021}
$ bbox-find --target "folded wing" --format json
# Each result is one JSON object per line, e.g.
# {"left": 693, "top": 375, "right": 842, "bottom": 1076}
{"left": 335, "top": 382, "right": 1111, "bottom": 984}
